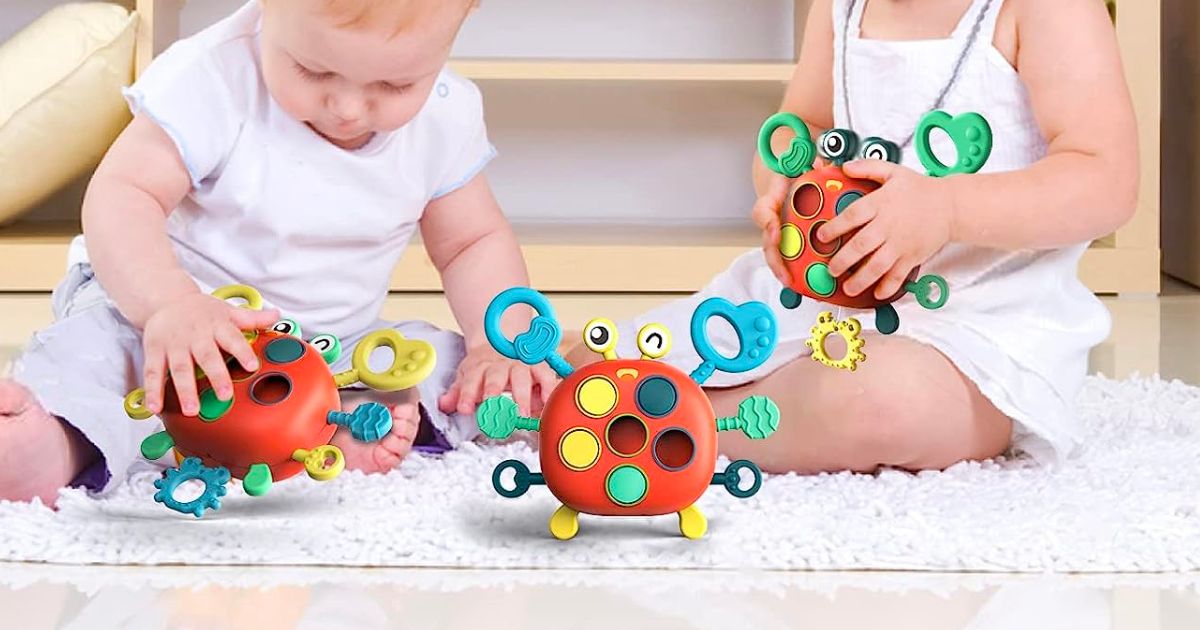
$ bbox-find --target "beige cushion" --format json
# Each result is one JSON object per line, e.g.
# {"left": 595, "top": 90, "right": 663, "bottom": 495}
{"left": 0, "top": 3, "right": 137, "bottom": 225}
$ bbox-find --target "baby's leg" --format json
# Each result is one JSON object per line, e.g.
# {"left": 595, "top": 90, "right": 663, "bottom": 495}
{"left": 713, "top": 334, "right": 1012, "bottom": 473}
{"left": 0, "top": 380, "right": 100, "bottom": 504}
{"left": 331, "top": 388, "right": 422, "bottom": 473}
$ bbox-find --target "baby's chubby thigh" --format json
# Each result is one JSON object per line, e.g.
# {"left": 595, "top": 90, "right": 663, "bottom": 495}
{"left": 9, "top": 299, "right": 164, "bottom": 495}
{"left": 715, "top": 333, "right": 1012, "bottom": 474}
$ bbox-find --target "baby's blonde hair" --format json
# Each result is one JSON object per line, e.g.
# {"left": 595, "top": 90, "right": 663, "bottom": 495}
{"left": 320, "top": 0, "right": 476, "bottom": 37}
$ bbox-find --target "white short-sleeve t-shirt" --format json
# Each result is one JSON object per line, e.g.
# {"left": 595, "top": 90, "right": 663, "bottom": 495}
{"left": 89, "top": 1, "right": 495, "bottom": 339}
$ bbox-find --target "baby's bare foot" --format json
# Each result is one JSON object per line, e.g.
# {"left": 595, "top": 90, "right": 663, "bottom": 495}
{"left": 0, "top": 380, "right": 98, "bottom": 505}
{"left": 331, "top": 389, "right": 421, "bottom": 474}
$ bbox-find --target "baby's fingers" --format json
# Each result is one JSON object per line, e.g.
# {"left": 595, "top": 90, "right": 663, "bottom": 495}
{"left": 167, "top": 346, "right": 199, "bottom": 416}
{"left": 509, "top": 367, "right": 533, "bottom": 416}
{"left": 438, "top": 382, "right": 461, "bottom": 414}
{"left": 455, "top": 367, "right": 485, "bottom": 414}
{"left": 142, "top": 343, "right": 167, "bottom": 415}
{"left": 229, "top": 306, "right": 281, "bottom": 332}
{"left": 762, "top": 227, "right": 792, "bottom": 286}
{"left": 533, "top": 365, "right": 558, "bottom": 405}
{"left": 844, "top": 245, "right": 899, "bottom": 298}
{"left": 216, "top": 323, "right": 259, "bottom": 373}
{"left": 193, "top": 338, "right": 233, "bottom": 402}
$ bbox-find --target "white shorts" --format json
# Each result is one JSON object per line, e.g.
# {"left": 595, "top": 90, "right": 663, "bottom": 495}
{"left": 11, "top": 262, "right": 479, "bottom": 494}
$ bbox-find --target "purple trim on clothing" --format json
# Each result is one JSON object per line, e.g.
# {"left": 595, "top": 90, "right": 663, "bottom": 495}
{"left": 413, "top": 403, "right": 452, "bottom": 454}
{"left": 58, "top": 417, "right": 111, "bottom": 492}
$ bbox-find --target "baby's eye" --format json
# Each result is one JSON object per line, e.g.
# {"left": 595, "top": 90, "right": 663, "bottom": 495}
{"left": 860, "top": 137, "right": 901, "bottom": 164}
{"left": 819, "top": 129, "right": 860, "bottom": 165}
{"left": 375, "top": 82, "right": 412, "bottom": 94}
{"left": 294, "top": 61, "right": 336, "bottom": 82}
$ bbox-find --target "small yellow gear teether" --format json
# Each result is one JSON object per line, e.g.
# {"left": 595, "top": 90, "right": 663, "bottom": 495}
{"left": 805, "top": 311, "right": 867, "bottom": 371}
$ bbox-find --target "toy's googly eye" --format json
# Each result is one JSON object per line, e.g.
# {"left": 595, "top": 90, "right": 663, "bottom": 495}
{"left": 636, "top": 323, "right": 672, "bottom": 360}
{"left": 819, "top": 129, "right": 860, "bottom": 165}
{"left": 270, "top": 319, "right": 302, "bottom": 338}
{"left": 861, "top": 137, "right": 900, "bottom": 164}
{"left": 309, "top": 333, "right": 342, "bottom": 364}
{"left": 583, "top": 318, "right": 618, "bottom": 357}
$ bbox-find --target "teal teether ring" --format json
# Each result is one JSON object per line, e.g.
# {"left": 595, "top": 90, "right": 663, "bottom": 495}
{"left": 915, "top": 110, "right": 994, "bottom": 177}
{"left": 483, "top": 287, "right": 573, "bottom": 378}
{"left": 689, "top": 298, "right": 777, "bottom": 384}
{"left": 758, "top": 112, "right": 817, "bottom": 177}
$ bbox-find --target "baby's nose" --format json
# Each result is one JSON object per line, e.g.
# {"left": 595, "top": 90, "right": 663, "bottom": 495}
{"left": 328, "top": 91, "right": 366, "bottom": 122}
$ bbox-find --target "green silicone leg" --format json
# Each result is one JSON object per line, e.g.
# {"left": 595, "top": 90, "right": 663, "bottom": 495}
{"left": 779, "top": 288, "right": 803, "bottom": 310}
{"left": 477, "top": 396, "right": 539, "bottom": 439}
{"left": 716, "top": 396, "right": 780, "bottom": 440}
{"left": 243, "top": 463, "right": 273, "bottom": 497}
{"left": 140, "top": 431, "right": 175, "bottom": 460}
{"left": 875, "top": 304, "right": 900, "bottom": 335}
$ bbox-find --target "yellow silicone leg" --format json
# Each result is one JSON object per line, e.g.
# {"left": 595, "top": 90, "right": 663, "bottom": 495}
{"left": 292, "top": 445, "right": 345, "bottom": 481}
{"left": 678, "top": 504, "right": 708, "bottom": 540}
{"left": 549, "top": 504, "right": 580, "bottom": 541}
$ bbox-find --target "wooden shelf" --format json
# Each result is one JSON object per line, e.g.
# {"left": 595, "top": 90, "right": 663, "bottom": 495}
{"left": 448, "top": 59, "right": 795, "bottom": 82}
{"left": 0, "top": 221, "right": 1158, "bottom": 295}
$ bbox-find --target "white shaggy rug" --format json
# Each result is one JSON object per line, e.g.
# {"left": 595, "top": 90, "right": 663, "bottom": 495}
{"left": 1, "top": 376, "right": 1197, "bottom": 572}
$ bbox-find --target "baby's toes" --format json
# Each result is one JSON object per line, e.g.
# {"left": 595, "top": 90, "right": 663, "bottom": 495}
{"left": 373, "top": 403, "right": 420, "bottom": 468}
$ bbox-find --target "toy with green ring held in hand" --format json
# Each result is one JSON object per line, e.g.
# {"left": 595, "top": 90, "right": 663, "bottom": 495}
{"left": 123, "top": 284, "right": 438, "bottom": 518}
{"left": 757, "top": 109, "right": 993, "bottom": 371}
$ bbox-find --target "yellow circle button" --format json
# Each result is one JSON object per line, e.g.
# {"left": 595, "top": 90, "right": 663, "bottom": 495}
{"left": 576, "top": 376, "right": 617, "bottom": 418}
{"left": 560, "top": 428, "right": 601, "bottom": 471}
{"left": 779, "top": 224, "right": 803, "bottom": 260}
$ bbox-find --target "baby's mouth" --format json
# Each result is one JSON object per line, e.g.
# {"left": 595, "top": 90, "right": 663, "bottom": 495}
{"left": 308, "top": 122, "right": 373, "bottom": 149}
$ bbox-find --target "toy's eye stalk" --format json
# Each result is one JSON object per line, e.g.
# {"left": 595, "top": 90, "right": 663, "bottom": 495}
{"left": 270, "top": 319, "right": 302, "bottom": 338}
{"left": 819, "top": 129, "right": 859, "bottom": 166}
{"left": 636, "top": 323, "right": 672, "bottom": 360}
{"left": 583, "top": 318, "right": 618, "bottom": 360}
{"left": 861, "top": 137, "right": 901, "bottom": 164}
{"left": 309, "top": 333, "right": 342, "bottom": 364}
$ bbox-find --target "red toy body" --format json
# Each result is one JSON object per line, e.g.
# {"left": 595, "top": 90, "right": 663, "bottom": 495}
{"left": 161, "top": 330, "right": 339, "bottom": 481}
{"left": 780, "top": 165, "right": 916, "bottom": 309}
{"left": 125, "top": 284, "right": 438, "bottom": 517}
{"left": 539, "top": 359, "right": 716, "bottom": 517}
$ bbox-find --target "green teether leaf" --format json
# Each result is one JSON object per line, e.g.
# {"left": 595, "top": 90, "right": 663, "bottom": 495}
{"left": 915, "top": 111, "right": 994, "bottom": 178}
{"left": 477, "top": 396, "right": 539, "bottom": 439}
{"left": 140, "top": 431, "right": 175, "bottom": 460}
{"left": 779, "top": 138, "right": 816, "bottom": 178}
{"left": 716, "top": 396, "right": 780, "bottom": 440}
{"left": 243, "top": 463, "right": 273, "bottom": 497}
{"left": 759, "top": 112, "right": 816, "bottom": 177}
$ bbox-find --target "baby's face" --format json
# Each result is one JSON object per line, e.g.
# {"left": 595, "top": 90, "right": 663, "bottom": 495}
{"left": 260, "top": 0, "right": 468, "bottom": 150}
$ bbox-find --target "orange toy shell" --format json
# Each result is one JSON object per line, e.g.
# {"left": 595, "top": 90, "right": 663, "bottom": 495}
{"left": 161, "top": 331, "right": 339, "bottom": 480}
{"left": 781, "top": 165, "right": 917, "bottom": 309}
{"left": 539, "top": 359, "right": 716, "bottom": 516}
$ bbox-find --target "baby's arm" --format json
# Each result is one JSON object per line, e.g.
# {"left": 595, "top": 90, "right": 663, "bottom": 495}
{"left": 752, "top": 0, "right": 836, "bottom": 196}
{"left": 83, "top": 115, "right": 196, "bottom": 325}
{"left": 421, "top": 175, "right": 556, "bottom": 416}
{"left": 82, "top": 115, "right": 275, "bottom": 415}
{"left": 936, "top": 0, "right": 1138, "bottom": 249}
{"left": 751, "top": 0, "right": 837, "bottom": 285}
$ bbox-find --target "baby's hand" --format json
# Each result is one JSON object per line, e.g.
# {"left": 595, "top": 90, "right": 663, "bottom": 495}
{"left": 751, "top": 174, "right": 794, "bottom": 286}
{"left": 820, "top": 159, "right": 955, "bottom": 300}
{"left": 141, "top": 293, "right": 279, "bottom": 416}
{"left": 439, "top": 346, "right": 559, "bottom": 418}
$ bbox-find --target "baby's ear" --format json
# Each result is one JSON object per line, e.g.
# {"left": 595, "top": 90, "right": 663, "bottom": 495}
{"left": 309, "top": 334, "right": 343, "bottom": 365}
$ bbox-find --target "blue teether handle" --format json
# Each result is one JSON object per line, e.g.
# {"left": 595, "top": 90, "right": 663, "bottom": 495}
{"left": 483, "top": 287, "right": 573, "bottom": 378}
{"left": 689, "top": 298, "right": 778, "bottom": 384}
